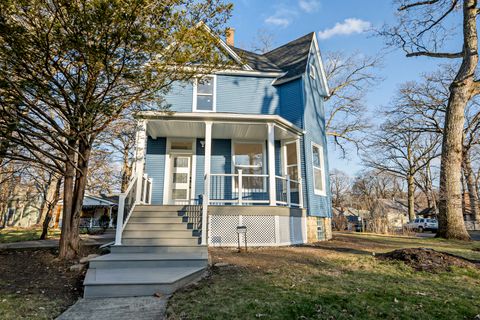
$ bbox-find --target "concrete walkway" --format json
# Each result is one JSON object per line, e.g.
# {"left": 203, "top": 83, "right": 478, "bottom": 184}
{"left": 0, "top": 233, "right": 114, "bottom": 250}
{"left": 56, "top": 296, "right": 168, "bottom": 320}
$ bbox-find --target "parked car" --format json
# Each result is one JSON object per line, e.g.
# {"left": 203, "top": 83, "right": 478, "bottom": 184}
{"left": 405, "top": 218, "right": 438, "bottom": 232}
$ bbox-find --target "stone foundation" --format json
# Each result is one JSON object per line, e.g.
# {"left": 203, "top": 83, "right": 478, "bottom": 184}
{"left": 306, "top": 216, "right": 332, "bottom": 242}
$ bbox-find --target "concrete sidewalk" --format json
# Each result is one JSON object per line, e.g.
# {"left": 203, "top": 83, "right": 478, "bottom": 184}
{"left": 56, "top": 296, "right": 168, "bottom": 320}
{"left": 0, "top": 233, "right": 114, "bottom": 250}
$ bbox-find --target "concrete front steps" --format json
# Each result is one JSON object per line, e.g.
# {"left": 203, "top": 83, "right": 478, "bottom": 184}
{"left": 83, "top": 205, "right": 207, "bottom": 298}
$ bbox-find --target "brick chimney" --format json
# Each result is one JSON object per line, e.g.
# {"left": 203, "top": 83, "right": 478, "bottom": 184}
{"left": 226, "top": 27, "right": 235, "bottom": 46}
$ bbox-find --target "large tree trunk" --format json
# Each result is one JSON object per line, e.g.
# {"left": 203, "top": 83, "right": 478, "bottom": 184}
{"left": 40, "top": 176, "right": 61, "bottom": 240}
{"left": 407, "top": 174, "right": 415, "bottom": 222}
{"left": 462, "top": 148, "right": 479, "bottom": 221}
{"left": 437, "top": 0, "right": 477, "bottom": 240}
{"left": 59, "top": 139, "right": 92, "bottom": 259}
{"left": 59, "top": 141, "right": 77, "bottom": 259}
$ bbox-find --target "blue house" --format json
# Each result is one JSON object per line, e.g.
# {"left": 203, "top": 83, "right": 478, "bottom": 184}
{"left": 84, "top": 30, "right": 332, "bottom": 298}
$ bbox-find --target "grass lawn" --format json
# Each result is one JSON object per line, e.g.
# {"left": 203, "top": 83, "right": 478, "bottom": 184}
{"left": 167, "top": 232, "right": 480, "bottom": 320}
{"left": 0, "top": 228, "right": 61, "bottom": 243}
{"left": 0, "top": 246, "right": 100, "bottom": 320}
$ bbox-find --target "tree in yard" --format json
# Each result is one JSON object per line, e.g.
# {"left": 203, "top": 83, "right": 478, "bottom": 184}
{"left": 26, "top": 168, "right": 62, "bottom": 240}
{"left": 329, "top": 169, "right": 351, "bottom": 208}
{"left": 363, "top": 119, "right": 441, "bottom": 222}
{"left": 381, "top": 0, "right": 478, "bottom": 239}
{"left": 324, "top": 51, "right": 382, "bottom": 156}
{"left": 97, "top": 117, "right": 137, "bottom": 193}
{"left": 391, "top": 65, "right": 480, "bottom": 222}
{"left": 0, "top": 0, "right": 232, "bottom": 259}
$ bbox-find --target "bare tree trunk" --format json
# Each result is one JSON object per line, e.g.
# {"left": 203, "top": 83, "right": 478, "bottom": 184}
{"left": 438, "top": 92, "right": 471, "bottom": 239}
{"left": 437, "top": 0, "right": 476, "bottom": 240}
{"left": 59, "top": 141, "right": 77, "bottom": 260}
{"left": 40, "top": 176, "right": 61, "bottom": 240}
{"left": 462, "top": 148, "right": 479, "bottom": 221}
{"left": 407, "top": 174, "right": 415, "bottom": 222}
{"left": 59, "top": 135, "right": 94, "bottom": 260}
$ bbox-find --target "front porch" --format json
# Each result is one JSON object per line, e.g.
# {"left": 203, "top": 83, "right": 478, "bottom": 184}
{"left": 141, "top": 112, "right": 304, "bottom": 209}
{"left": 114, "top": 112, "right": 307, "bottom": 247}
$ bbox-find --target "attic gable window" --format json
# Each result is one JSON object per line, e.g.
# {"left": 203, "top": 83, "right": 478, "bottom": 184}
{"left": 309, "top": 62, "right": 316, "bottom": 79}
{"left": 193, "top": 76, "right": 216, "bottom": 112}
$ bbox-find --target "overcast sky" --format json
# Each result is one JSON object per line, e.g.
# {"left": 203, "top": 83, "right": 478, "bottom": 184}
{"left": 228, "top": 0, "right": 449, "bottom": 176}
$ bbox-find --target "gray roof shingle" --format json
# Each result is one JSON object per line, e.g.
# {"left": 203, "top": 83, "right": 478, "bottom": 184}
{"left": 228, "top": 32, "right": 315, "bottom": 84}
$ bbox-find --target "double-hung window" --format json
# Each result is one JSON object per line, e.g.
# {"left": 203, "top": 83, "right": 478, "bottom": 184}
{"left": 312, "top": 142, "right": 326, "bottom": 195}
{"left": 193, "top": 76, "right": 216, "bottom": 112}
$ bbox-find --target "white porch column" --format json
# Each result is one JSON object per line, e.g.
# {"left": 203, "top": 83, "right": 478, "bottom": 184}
{"left": 204, "top": 121, "right": 212, "bottom": 199}
{"left": 202, "top": 121, "right": 212, "bottom": 245}
{"left": 267, "top": 123, "right": 276, "bottom": 206}
{"left": 134, "top": 120, "right": 147, "bottom": 203}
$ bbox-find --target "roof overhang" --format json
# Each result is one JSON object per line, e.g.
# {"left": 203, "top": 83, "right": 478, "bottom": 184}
{"left": 137, "top": 111, "right": 304, "bottom": 140}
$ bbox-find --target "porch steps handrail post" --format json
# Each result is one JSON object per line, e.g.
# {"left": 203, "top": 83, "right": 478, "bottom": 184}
{"left": 286, "top": 174, "right": 291, "bottom": 207}
{"left": 142, "top": 174, "right": 148, "bottom": 203}
{"left": 238, "top": 169, "right": 243, "bottom": 205}
{"left": 115, "top": 193, "right": 126, "bottom": 245}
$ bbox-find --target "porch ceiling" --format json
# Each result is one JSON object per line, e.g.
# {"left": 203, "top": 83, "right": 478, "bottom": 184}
{"left": 145, "top": 113, "right": 302, "bottom": 141}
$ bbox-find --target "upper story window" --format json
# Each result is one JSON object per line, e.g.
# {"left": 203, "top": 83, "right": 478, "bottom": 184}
{"left": 312, "top": 142, "right": 326, "bottom": 195}
{"left": 193, "top": 75, "right": 216, "bottom": 112}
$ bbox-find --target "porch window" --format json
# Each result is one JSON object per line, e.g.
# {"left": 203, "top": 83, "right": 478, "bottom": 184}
{"left": 285, "top": 141, "right": 299, "bottom": 181}
{"left": 312, "top": 142, "right": 325, "bottom": 195}
{"left": 193, "top": 76, "right": 216, "bottom": 112}
{"left": 233, "top": 142, "right": 265, "bottom": 190}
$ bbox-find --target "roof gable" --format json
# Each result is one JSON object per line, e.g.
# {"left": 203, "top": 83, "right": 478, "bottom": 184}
{"left": 226, "top": 32, "right": 329, "bottom": 94}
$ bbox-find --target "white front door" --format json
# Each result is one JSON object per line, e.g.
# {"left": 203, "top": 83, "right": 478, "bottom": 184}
{"left": 168, "top": 154, "right": 192, "bottom": 204}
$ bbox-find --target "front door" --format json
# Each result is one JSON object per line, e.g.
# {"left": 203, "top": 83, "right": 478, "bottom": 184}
{"left": 168, "top": 154, "right": 192, "bottom": 204}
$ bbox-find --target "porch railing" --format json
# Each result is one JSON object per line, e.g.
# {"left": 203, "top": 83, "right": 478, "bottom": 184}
{"left": 275, "top": 175, "right": 302, "bottom": 207}
{"left": 207, "top": 170, "right": 302, "bottom": 207}
{"left": 115, "top": 173, "right": 153, "bottom": 245}
{"left": 210, "top": 171, "right": 270, "bottom": 205}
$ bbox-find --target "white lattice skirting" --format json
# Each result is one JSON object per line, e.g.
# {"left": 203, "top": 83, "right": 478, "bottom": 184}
{"left": 208, "top": 215, "right": 307, "bottom": 246}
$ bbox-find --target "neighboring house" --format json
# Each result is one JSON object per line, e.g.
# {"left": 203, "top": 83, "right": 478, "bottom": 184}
{"left": 83, "top": 29, "right": 332, "bottom": 298}
{"left": 1, "top": 192, "right": 43, "bottom": 228}
{"left": 54, "top": 194, "right": 117, "bottom": 229}
{"left": 332, "top": 207, "right": 369, "bottom": 231}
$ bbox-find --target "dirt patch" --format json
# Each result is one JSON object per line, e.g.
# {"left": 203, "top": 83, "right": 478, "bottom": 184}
{"left": 377, "top": 248, "right": 480, "bottom": 272}
{"left": 0, "top": 246, "right": 102, "bottom": 318}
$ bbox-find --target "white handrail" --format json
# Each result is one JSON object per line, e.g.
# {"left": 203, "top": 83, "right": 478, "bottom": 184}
{"left": 114, "top": 172, "right": 149, "bottom": 246}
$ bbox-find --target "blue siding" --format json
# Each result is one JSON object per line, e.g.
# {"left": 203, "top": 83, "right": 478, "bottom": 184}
{"left": 145, "top": 137, "right": 166, "bottom": 205}
{"left": 162, "top": 82, "right": 194, "bottom": 112}
{"left": 161, "top": 75, "right": 280, "bottom": 115}
{"left": 301, "top": 44, "right": 332, "bottom": 218}
{"left": 278, "top": 79, "right": 304, "bottom": 128}
{"left": 216, "top": 75, "right": 279, "bottom": 114}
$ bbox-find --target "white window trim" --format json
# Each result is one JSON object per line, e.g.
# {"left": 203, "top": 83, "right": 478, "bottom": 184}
{"left": 281, "top": 140, "right": 301, "bottom": 192}
{"left": 231, "top": 140, "right": 267, "bottom": 192}
{"left": 192, "top": 75, "right": 217, "bottom": 112}
{"left": 163, "top": 138, "right": 196, "bottom": 205}
{"left": 309, "top": 61, "right": 316, "bottom": 79}
{"left": 311, "top": 142, "right": 326, "bottom": 196}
